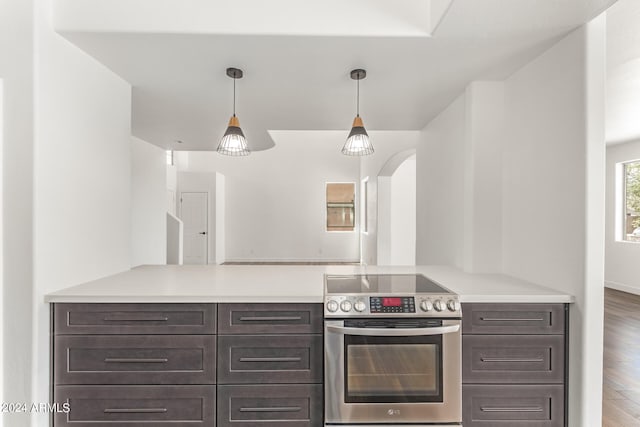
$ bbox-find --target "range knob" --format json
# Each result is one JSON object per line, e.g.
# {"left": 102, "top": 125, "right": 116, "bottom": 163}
{"left": 419, "top": 300, "right": 434, "bottom": 312}
{"left": 433, "top": 300, "right": 445, "bottom": 312}
{"left": 354, "top": 300, "right": 367, "bottom": 312}
{"left": 340, "top": 300, "right": 353, "bottom": 312}
{"left": 326, "top": 300, "right": 339, "bottom": 313}
{"left": 447, "top": 299, "right": 460, "bottom": 312}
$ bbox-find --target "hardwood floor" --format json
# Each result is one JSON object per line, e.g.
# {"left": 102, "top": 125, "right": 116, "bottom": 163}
{"left": 603, "top": 288, "right": 640, "bottom": 427}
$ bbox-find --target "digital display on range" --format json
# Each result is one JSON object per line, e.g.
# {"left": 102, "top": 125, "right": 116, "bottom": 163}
{"left": 370, "top": 296, "right": 415, "bottom": 313}
{"left": 382, "top": 297, "right": 402, "bottom": 306}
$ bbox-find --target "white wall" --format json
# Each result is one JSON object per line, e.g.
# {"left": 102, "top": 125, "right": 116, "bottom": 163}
{"left": 378, "top": 153, "right": 417, "bottom": 265}
{"left": 131, "top": 136, "right": 167, "bottom": 266}
{"left": 167, "top": 163, "right": 178, "bottom": 216}
{"left": 166, "top": 212, "right": 183, "bottom": 264}
{"left": 463, "top": 82, "right": 504, "bottom": 273}
{"left": 416, "top": 94, "right": 466, "bottom": 267}
{"left": 0, "top": 78, "right": 4, "bottom": 427}
{"left": 0, "top": 0, "right": 34, "bottom": 424}
{"left": 177, "top": 131, "right": 362, "bottom": 262}
{"left": 377, "top": 176, "right": 392, "bottom": 264}
{"left": 215, "top": 172, "right": 226, "bottom": 264}
{"left": 177, "top": 171, "right": 217, "bottom": 264}
{"left": 416, "top": 17, "right": 606, "bottom": 425}
{"left": 390, "top": 155, "right": 416, "bottom": 265}
{"left": 605, "top": 140, "right": 640, "bottom": 295}
{"left": 416, "top": 83, "right": 504, "bottom": 272}
{"left": 360, "top": 131, "right": 421, "bottom": 265}
{"left": 33, "top": 6, "right": 132, "bottom": 291}
{"left": 501, "top": 17, "right": 606, "bottom": 426}
{"left": 31, "top": 0, "right": 133, "bottom": 424}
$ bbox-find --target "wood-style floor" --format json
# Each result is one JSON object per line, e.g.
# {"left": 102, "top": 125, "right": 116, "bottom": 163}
{"left": 603, "top": 288, "right": 640, "bottom": 427}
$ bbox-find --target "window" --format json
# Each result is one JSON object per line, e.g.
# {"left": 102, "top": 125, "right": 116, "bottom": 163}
{"left": 624, "top": 160, "right": 640, "bottom": 242}
{"left": 326, "top": 183, "right": 355, "bottom": 232}
{"left": 166, "top": 150, "right": 174, "bottom": 166}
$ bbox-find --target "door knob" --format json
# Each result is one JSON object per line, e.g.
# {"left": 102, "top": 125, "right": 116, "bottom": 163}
{"left": 199, "top": 232, "right": 207, "bottom": 235}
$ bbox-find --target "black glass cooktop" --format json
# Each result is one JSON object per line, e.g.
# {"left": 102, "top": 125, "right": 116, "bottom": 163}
{"left": 325, "top": 274, "right": 452, "bottom": 295}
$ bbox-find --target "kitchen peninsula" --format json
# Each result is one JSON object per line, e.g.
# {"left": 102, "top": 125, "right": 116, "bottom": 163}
{"left": 45, "top": 264, "right": 573, "bottom": 304}
{"left": 46, "top": 265, "right": 572, "bottom": 427}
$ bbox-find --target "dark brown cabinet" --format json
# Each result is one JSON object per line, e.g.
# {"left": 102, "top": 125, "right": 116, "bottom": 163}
{"left": 52, "top": 302, "right": 323, "bottom": 427}
{"left": 462, "top": 303, "right": 565, "bottom": 335}
{"left": 52, "top": 300, "right": 567, "bottom": 427}
{"left": 462, "top": 335, "right": 564, "bottom": 384}
{"left": 462, "top": 384, "right": 564, "bottom": 427}
{"left": 55, "top": 335, "right": 216, "bottom": 385}
{"left": 217, "top": 384, "right": 323, "bottom": 427}
{"left": 217, "top": 303, "right": 322, "bottom": 334}
{"left": 54, "top": 386, "right": 215, "bottom": 426}
{"left": 462, "top": 303, "right": 568, "bottom": 427}
{"left": 217, "top": 334, "right": 322, "bottom": 384}
{"left": 54, "top": 303, "right": 216, "bottom": 335}
{"left": 216, "top": 303, "right": 323, "bottom": 427}
{"left": 52, "top": 303, "right": 217, "bottom": 427}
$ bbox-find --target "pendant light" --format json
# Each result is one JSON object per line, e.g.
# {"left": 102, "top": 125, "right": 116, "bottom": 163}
{"left": 217, "top": 67, "right": 250, "bottom": 156}
{"left": 342, "top": 68, "right": 374, "bottom": 156}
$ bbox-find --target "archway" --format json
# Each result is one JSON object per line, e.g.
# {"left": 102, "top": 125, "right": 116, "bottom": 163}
{"left": 377, "top": 149, "right": 416, "bottom": 265}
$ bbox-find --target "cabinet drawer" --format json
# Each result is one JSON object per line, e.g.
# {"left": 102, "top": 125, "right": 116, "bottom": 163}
{"left": 54, "top": 385, "right": 214, "bottom": 426}
{"left": 54, "top": 303, "right": 216, "bottom": 335}
{"left": 462, "top": 304, "right": 565, "bottom": 335}
{"left": 217, "top": 384, "right": 322, "bottom": 427}
{"left": 463, "top": 384, "right": 564, "bottom": 427}
{"left": 218, "top": 303, "right": 322, "bottom": 334}
{"left": 217, "top": 335, "right": 322, "bottom": 384}
{"left": 463, "top": 335, "right": 564, "bottom": 383}
{"left": 55, "top": 335, "right": 215, "bottom": 385}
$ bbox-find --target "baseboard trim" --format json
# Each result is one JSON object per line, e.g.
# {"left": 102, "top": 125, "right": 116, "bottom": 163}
{"left": 223, "top": 259, "right": 361, "bottom": 265}
{"left": 605, "top": 280, "right": 640, "bottom": 296}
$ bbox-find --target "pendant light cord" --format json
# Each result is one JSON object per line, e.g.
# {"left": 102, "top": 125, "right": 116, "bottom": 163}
{"left": 356, "top": 78, "right": 360, "bottom": 117}
{"left": 233, "top": 76, "right": 236, "bottom": 117}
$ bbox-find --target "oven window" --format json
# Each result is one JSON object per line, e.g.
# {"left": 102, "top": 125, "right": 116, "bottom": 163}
{"left": 344, "top": 335, "right": 443, "bottom": 403}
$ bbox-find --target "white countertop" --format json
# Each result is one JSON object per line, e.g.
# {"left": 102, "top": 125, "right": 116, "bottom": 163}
{"left": 44, "top": 265, "right": 574, "bottom": 304}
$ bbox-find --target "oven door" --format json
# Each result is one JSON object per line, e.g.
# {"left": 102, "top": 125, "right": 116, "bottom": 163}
{"left": 324, "top": 318, "right": 461, "bottom": 425}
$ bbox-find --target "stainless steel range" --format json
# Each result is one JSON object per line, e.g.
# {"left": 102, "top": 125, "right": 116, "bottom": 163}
{"left": 324, "top": 274, "right": 462, "bottom": 427}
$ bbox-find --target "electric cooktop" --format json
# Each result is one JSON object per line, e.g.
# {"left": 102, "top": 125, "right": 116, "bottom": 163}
{"left": 325, "top": 274, "right": 453, "bottom": 295}
{"left": 324, "top": 274, "right": 460, "bottom": 318}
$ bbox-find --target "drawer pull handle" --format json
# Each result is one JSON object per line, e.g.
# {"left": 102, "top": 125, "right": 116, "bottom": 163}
{"left": 481, "top": 357, "right": 544, "bottom": 363}
{"left": 480, "top": 317, "right": 544, "bottom": 322}
{"left": 239, "top": 406, "right": 302, "bottom": 413}
{"left": 103, "top": 316, "right": 169, "bottom": 322}
{"left": 239, "top": 357, "right": 302, "bottom": 363}
{"left": 104, "top": 408, "right": 168, "bottom": 414}
{"left": 238, "top": 316, "right": 303, "bottom": 322}
{"left": 104, "top": 358, "right": 169, "bottom": 363}
{"left": 481, "top": 406, "right": 544, "bottom": 413}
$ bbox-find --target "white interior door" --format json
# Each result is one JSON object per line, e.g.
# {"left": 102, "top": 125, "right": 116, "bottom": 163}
{"left": 181, "top": 192, "right": 208, "bottom": 265}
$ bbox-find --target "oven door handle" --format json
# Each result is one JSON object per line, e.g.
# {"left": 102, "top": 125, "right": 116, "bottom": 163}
{"left": 325, "top": 323, "right": 460, "bottom": 336}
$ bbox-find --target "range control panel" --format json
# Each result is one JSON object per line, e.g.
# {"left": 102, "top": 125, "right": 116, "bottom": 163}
{"left": 324, "top": 294, "right": 461, "bottom": 317}
{"left": 370, "top": 296, "right": 415, "bottom": 313}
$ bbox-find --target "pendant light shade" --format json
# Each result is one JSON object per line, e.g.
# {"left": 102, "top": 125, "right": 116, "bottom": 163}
{"left": 218, "top": 115, "right": 250, "bottom": 156}
{"left": 217, "top": 68, "right": 250, "bottom": 156}
{"left": 342, "top": 69, "right": 374, "bottom": 156}
{"left": 343, "top": 115, "right": 373, "bottom": 156}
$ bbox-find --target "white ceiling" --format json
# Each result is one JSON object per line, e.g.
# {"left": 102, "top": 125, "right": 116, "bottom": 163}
{"left": 607, "top": 0, "right": 640, "bottom": 145}
{"left": 55, "top": 0, "right": 617, "bottom": 151}
{"left": 55, "top": 0, "right": 454, "bottom": 37}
